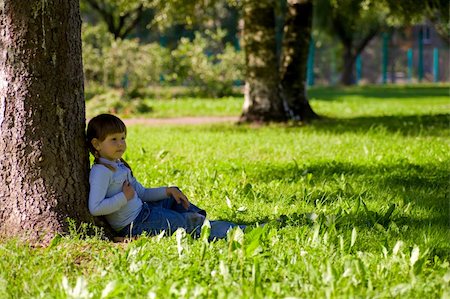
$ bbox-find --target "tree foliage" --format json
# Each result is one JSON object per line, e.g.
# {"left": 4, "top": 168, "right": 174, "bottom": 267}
{"left": 82, "top": 24, "right": 169, "bottom": 95}
{"left": 81, "top": 0, "right": 237, "bottom": 40}
{"left": 170, "top": 30, "right": 244, "bottom": 97}
{"left": 82, "top": 24, "right": 243, "bottom": 99}
{"left": 381, "top": 0, "right": 449, "bottom": 43}
{"left": 81, "top": 0, "right": 155, "bottom": 39}
{"left": 314, "top": 0, "right": 386, "bottom": 40}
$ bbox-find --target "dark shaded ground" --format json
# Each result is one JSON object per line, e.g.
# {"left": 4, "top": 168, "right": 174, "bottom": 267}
{"left": 308, "top": 85, "right": 450, "bottom": 100}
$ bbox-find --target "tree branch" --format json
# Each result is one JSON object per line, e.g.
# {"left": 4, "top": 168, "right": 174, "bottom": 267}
{"left": 355, "top": 25, "right": 381, "bottom": 56}
{"left": 120, "top": 5, "right": 146, "bottom": 39}
{"left": 331, "top": 15, "right": 352, "bottom": 47}
{"left": 84, "top": 0, "right": 119, "bottom": 38}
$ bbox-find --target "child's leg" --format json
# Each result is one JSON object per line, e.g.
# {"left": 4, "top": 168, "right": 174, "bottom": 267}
{"left": 130, "top": 207, "right": 186, "bottom": 236}
{"left": 146, "top": 197, "right": 207, "bottom": 216}
{"left": 146, "top": 198, "right": 246, "bottom": 239}
{"left": 209, "top": 221, "right": 247, "bottom": 240}
{"left": 126, "top": 203, "right": 204, "bottom": 237}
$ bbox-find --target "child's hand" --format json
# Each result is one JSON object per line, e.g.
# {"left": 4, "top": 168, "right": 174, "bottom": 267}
{"left": 167, "top": 187, "right": 190, "bottom": 210}
{"left": 123, "top": 181, "right": 135, "bottom": 201}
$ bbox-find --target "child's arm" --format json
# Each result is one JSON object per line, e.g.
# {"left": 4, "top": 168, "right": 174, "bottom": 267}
{"left": 128, "top": 174, "right": 189, "bottom": 208}
{"left": 89, "top": 166, "right": 128, "bottom": 216}
{"left": 166, "top": 187, "right": 190, "bottom": 209}
{"left": 129, "top": 176, "right": 167, "bottom": 202}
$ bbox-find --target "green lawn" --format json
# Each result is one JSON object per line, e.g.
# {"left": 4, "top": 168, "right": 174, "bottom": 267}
{"left": 2, "top": 84, "right": 449, "bottom": 298}
{"left": 115, "top": 84, "right": 450, "bottom": 119}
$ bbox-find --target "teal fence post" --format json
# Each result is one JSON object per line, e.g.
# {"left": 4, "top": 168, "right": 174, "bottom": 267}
{"left": 307, "top": 37, "right": 315, "bottom": 86}
{"left": 433, "top": 48, "right": 439, "bottom": 82}
{"left": 355, "top": 54, "right": 362, "bottom": 84}
{"left": 382, "top": 33, "right": 389, "bottom": 84}
{"left": 159, "top": 35, "right": 167, "bottom": 83}
{"left": 418, "top": 27, "right": 424, "bottom": 82}
{"left": 407, "top": 48, "right": 413, "bottom": 83}
{"left": 159, "top": 35, "right": 167, "bottom": 47}
{"left": 121, "top": 73, "right": 129, "bottom": 89}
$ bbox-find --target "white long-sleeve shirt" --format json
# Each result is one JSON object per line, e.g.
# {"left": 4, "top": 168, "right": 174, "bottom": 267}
{"left": 88, "top": 157, "right": 167, "bottom": 230}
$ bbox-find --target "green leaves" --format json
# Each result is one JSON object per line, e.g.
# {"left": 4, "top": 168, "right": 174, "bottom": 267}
{"left": 169, "top": 30, "right": 244, "bottom": 97}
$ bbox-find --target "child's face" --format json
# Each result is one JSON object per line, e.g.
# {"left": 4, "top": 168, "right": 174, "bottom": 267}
{"left": 92, "top": 132, "right": 127, "bottom": 161}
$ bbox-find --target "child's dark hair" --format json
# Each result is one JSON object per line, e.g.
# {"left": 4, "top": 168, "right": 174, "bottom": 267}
{"left": 86, "top": 114, "right": 132, "bottom": 174}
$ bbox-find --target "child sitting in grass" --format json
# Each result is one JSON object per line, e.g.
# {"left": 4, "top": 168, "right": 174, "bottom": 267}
{"left": 87, "top": 113, "right": 245, "bottom": 240}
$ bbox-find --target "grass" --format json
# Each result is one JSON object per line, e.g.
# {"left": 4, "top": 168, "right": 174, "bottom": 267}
{"left": 116, "top": 84, "right": 449, "bottom": 119}
{"left": 1, "top": 84, "right": 449, "bottom": 298}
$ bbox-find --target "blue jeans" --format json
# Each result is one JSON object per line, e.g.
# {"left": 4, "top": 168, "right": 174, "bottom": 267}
{"left": 118, "top": 197, "right": 245, "bottom": 239}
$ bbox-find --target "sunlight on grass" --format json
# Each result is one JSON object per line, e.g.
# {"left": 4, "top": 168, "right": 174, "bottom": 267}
{"left": 2, "top": 85, "right": 449, "bottom": 298}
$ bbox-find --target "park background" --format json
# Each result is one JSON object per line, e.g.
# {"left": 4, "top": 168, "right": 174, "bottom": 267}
{"left": 79, "top": 0, "right": 449, "bottom": 118}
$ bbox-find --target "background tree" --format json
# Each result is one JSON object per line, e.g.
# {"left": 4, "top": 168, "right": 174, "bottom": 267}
{"left": 82, "top": 0, "right": 319, "bottom": 123}
{"left": 81, "top": 0, "right": 240, "bottom": 44}
{"left": 381, "top": 0, "right": 449, "bottom": 44}
{"left": 314, "top": 0, "right": 386, "bottom": 85}
{"left": 280, "top": 0, "right": 318, "bottom": 120}
{"left": 0, "top": 0, "right": 92, "bottom": 244}
{"left": 424, "top": 0, "right": 450, "bottom": 44}
{"left": 81, "top": 0, "right": 154, "bottom": 39}
{"left": 240, "top": 0, "right": 287, "bottom": 122}
{"left": 240, "top": 0, "right": 318, "bottom": 122}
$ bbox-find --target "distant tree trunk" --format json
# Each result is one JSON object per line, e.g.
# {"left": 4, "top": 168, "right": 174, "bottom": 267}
{"left": 280, "top": 0, "right": 318, "bottom": 120}
{"left": 341, "top": 43, "right": 356, "bottom": 85}
{"left": 240, "top": 0, "right": 287, "bottom": 122}
{"left": 0, "top": 0, "right": 92, "bottom": 244}
{"left": 339, "top": 28, "right": 380, "bottom": 86}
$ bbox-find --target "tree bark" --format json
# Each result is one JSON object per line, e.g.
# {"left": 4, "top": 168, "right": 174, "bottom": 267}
{"left": 240, "top": 0, "right": 287, "bottom": 123}
{"left": 0, "top": 0, "right": 92, "bottom": 244}
{"left": 280, "top": 0, "right": 318, "bottom": 121}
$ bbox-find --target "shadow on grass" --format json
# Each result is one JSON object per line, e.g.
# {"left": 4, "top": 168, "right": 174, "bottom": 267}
{"left": 250, "top": 160, "right": 448, "bottom": 208}
{"left": 200, "top": 113, "right": 449, "bottom": 138}
{"left": 309, "top": 113, "right": 450, "bottom": 137}
{"left": 308, "top": 85, "right": 450, "bottom": 101}
{"left": 236, "top": 160, "right": 449, "bottom": 237}
{"left": 256, "top": 211, "right": 450, "bottom": 260}
{"left": 212, "top": 159, "right": 450, "bottom": 258}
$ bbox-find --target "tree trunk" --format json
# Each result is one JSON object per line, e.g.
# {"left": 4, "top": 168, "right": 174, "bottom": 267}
{"left": 339, "top": 27, "right": 379, "bottom": 86}
{"left": 340, "top": 44, "right": 356, "bottom": 85}
{"left": 280, "top": 0, "right": 318, "bottom": 121}
{"left": 240, "top": 0, "right": 287, "bottom": 123}
{"left": 0, "top": 0, "right": 92, "bottom": 244}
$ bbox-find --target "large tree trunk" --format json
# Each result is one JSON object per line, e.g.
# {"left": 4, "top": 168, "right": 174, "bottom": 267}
{"left": 0, "top": 0, "right": 92, "bottom": 244}
{"left": 240, "top": 0, "right": 287, "bottom": 122}
{"left": 280, "top": 0, "right": 318, "bottom": 121}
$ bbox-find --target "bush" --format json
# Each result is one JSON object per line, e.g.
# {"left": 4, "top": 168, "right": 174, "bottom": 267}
{"left": 82, "top": 24, "right": 113, "bottom": 86}
{"left": 82, "top": 25, "right": 244, "bottom": 99}
{"left": 169, "top": 30, "right": 244, "bottom": 97}
{"left": 86, "top": 89, "right": 152, "bottom": 118}
{"left": 82, "top": 24, "right": 170, "bottom": 98}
